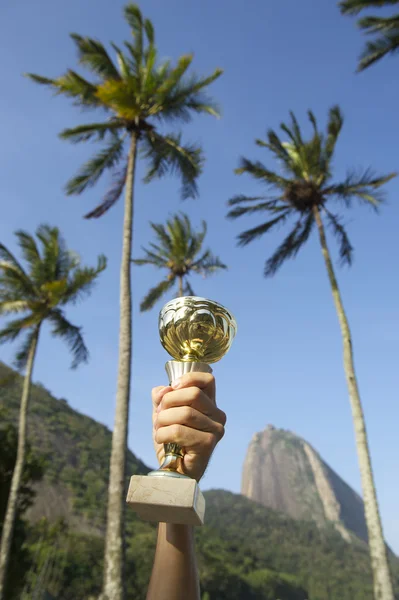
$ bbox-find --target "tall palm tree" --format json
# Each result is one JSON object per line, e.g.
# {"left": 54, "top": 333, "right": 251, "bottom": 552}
{"left": 133, "top": 213, "right": 227, "bottom": 310}
{"left": 227, "top": 107, "right": 396, "bottom": 600}
{"left": 26, "top": 5, "right": 222, "bottom": 597}
{"left": 0, "top": 225, "right": 106, "bottom": 600}
{"left": 340, "top": 0, "right": 399, "bottom": 71}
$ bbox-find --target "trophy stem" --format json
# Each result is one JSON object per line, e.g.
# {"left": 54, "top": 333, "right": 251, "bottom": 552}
{"left": 148, "top": 361, "right": 213, "bottom": 479}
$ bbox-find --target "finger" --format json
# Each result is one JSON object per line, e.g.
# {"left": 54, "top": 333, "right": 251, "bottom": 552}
{"left": 155, "top": 406, "right": 225, "bottom": 438}
{"left": 151, "top": 385, "right": 171, "bottom": 410}
{"left": 170, "top": 372, "right": 216, "bottom": 403}
{"left": 154, "top": 423, "right": 218, "bottom": 453}
{"left": 160, "top": 387, "right": 226, "bottom": 425}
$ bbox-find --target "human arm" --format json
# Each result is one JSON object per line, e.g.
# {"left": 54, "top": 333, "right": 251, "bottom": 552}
{"left": 146, "top": 373, "right": 226, "bottom": 600}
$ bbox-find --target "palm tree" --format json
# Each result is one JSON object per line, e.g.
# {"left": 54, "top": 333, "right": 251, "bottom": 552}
{"left": 25, "top": 5, "right": 222, "bottom": 597}
{"left": 227, "top": 107, "right": 396, "bottom": 600}
{"left": 0, "top": 225, "right": 106, "bottom": 599}
{"left": 133, "top": 213, "right": 227, "bottom": 310}
{"left": 340, "top": 0, "right": 399, "bottom": 71}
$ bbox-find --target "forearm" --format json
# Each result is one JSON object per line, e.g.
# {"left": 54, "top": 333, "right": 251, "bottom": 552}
{"left": 146, "top": 523, "right": 200, "bottom": 600}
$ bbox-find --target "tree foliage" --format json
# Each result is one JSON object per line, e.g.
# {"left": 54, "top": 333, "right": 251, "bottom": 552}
{"left": 133, "top": 213, "right": 227, "bottom": 310}
{"left": 2, "top": 365, "right": 399, "bottom": 599}
{"left": 340, "top": 0, "right": 399, "bottom": 70}
{"left": 227, "top": 106, "right": 396, "bottom": 275}
{"left": 26, "top": 3, "right": 222, "bottom": 216}
{"left": 0, "top": 225, "right": 106, "bottom": 370}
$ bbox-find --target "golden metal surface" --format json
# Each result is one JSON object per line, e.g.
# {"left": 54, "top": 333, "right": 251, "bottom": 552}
{"left": 159, "top": 296, "right": 237, "bottom": 364}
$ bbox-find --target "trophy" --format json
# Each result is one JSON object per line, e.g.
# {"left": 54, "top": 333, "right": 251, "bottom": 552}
{"left": 126, "top": 296, "right": 237, "bottom": 525}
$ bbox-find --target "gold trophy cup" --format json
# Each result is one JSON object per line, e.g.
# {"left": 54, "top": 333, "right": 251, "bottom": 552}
{"left": 126, "top": 296, "right": 237, "bottom": 525}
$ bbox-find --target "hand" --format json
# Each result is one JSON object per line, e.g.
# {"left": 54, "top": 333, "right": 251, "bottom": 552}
{"left": 152, "top": 373, "right": 226, "bottom": 482}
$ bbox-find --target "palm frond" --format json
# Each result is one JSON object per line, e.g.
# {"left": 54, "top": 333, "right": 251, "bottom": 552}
{"left": 192, "top": 251, "right": 227, "bottom": 274}
{"left": 141, "top": 132, "right": 203, "bottom": 199}
{"left": 279, "top": 112, "right": 305, "bottom": 152}
{"left": 326, "top": 169, "right": 396, "bottom": 209}
{"left": 0, "top": 243, "right": 34, "bottom": 290}
{"left": 0, "top": 314, "right": 40, "bottom": 344}
{"left": 35, "top": 225, "right": 73, "bottom": 283}
{"left": 132, "top": 245, "right": 168, "bottom": 267}
{"left": 61, "top": 255, "right": 107, "bottom": 305}
{"left": 325, "top": 106, "right": 344, "bottom": 162}
{"left": 131, "top": 257, "right": 164, "bottom": 267}
{"left": 59, "top": 121, "right": 124, "bottom": 144}
{"left": 48, "top": 309, "right": 88, "bottom": 368}
{"left": 340, "top": 0, "right": 399, "bottom": 16}
{"left": 0, "top": 248, "right": 37, "bottom": 299}
{"left": 256, "top": 131, "right": 291, "bottom": 163}
{"left": 139, "top": 277, "right": 176, "bottom": 312}
{"left": 111, "top": 43, "right": 132, "bottom": 80}
{"left": 359, "top": 14, "right": 399, "bottom": 32}
{"left": 70, "top": 34, "right": 120, "bottom": 80}
{"left": 14, "top": 230, "right": 41, "bottom": 274}
{"left": 26, "top": 70, "right": 100, "bottom": 107}
{"left": 124, "top": 4, "right": 144, "bottom": 63}
{"left": 65, "top": 135, "right": 125, "bottom": 196}
{"left": 227, "top": 199, "right": 287, "bottom": 219}
{"left": 187, "top": 220, "right": 206, "bottom": 258}
{"left": 228, "top": 195, "right": 269, "bottom": 206}
{"left": 235, "top": 158, "right": 291, "bottom": 189}
{"left": 144, "top": 18, "right": 155, "bottom": 45}
{"left": 156, "top": 55, "right": 193, "bottom": 97}
{"left": 236, "top": 213, "right": 290, "bottom": 247}
{"left": 264, "top": 214, "right": 314, "bottom": 277}
{"left": 14, "top": 328, "right": 38, "bottom": 371}
{"left": 357, "top": 30, "right": 399, "bottom": 70}
{"left": 324, "top": 209, "right": 354, "bottom": 266}
{"left": 157, "top": 69, "right": 223, "bottom": 122}
{"left": 84, "top": 161, "right": 128, "bottom": 219}
{"left": 0, "top": 300, "right": 30, "bottom": 316}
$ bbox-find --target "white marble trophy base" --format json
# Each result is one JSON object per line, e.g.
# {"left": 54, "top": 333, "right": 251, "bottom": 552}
{"left": 126, "top": 474, "right": 205, "bottom": 526}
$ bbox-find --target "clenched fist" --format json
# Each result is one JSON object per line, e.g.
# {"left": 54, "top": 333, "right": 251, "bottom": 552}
{"left": 152, "top": 373, "right": 226, "bottom": 482}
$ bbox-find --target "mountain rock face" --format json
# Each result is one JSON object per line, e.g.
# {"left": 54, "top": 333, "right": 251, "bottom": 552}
{"left": 241, "top": 424, "right": 368, "bottom": 543}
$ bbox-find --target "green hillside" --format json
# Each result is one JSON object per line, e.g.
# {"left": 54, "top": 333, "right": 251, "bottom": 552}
{"left": 1, "top": 361, "right": 398, "bottom": 599}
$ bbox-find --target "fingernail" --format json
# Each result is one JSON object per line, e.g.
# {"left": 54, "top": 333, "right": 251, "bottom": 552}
{"left": 171, "top": 378, "right": 181, "bottom": 389}
{"left": 156, "top": 402, "right": 163, "bottom": 413}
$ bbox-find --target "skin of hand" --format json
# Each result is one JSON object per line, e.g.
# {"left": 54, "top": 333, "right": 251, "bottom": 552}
{"left": 151, "top": 372, "right": 226, "bottom": 482}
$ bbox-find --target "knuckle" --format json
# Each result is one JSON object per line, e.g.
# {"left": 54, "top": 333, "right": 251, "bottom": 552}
{"left": 204, "top": 432, "right": 216, "bottom": 450}
{"left": 215, "top": 422, "right": 225, "bottom": 440}
{"left": 188, "top": 387, "right": 201, "bottom": 404}
{"left": 183, "top": 406, "right": 195, "bottom": 423}
{"left": 218, "top": 409, "right": 227, "bottom": 426}
{"left": 171, "top": 424, "right": 183, "bottom": 440}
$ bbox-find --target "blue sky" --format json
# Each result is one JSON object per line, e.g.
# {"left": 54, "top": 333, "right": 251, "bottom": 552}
{"left": 1, "top": 0, "right": 398, "bottom": 551}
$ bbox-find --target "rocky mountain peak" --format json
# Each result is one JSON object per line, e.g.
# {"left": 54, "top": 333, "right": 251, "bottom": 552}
{"left": 241, "top": 425, "right": 368, "bottom": 543}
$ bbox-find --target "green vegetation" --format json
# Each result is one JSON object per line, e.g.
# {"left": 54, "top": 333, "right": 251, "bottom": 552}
{"left": 340, "top": 0, "right": 399, "bottom": 71}
{"left": 0, "top": 226, "right": 106, "bottom": 598}
{"left": 1, "top": 363, "right": 399, "bottom": 599}
{"left": 133, "top": 213, "right": 227, "bottom": 310}
{"left": 227, "top": 106, "right": 396, "bottom": 599}
{"left": 0, "top": 417, "right": 44, "bottom": 600}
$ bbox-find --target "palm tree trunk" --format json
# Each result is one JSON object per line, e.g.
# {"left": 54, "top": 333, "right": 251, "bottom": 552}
{"left": 313, "top": 206, "right": 394, "bottom": 600}
{"left": 0, "top": 326, "right": 40, "bottom": 600}
{"left": 178, "top": 275, "right": 184, "bottom": 297}
{"left": 102, "top": 132, "right": 138, "bottom": 600}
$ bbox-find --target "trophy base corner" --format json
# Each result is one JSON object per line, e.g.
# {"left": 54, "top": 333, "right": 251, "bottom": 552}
{"left": 126, "top": 474, "right": 205, "bottom": 526}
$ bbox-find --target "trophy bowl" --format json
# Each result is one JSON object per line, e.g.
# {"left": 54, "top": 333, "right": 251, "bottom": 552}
{"left": 159, "top": 296, "right": 237, "bottom": 364}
